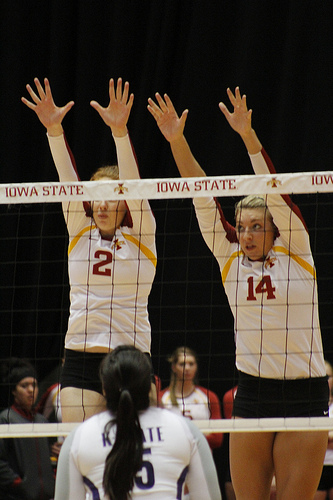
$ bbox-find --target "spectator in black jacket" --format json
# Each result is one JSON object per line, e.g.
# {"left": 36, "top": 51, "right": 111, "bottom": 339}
{"left": 0, "top": 358, "right": 55, "bottom": 500}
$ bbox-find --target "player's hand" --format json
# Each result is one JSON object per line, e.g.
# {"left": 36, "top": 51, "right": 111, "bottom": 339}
{"left": 21, "top": 78, "right": 74, "bottom": 136}
{"left": 147, "top": 93, "right": 188, "bottom": 143}
{"left": 219, "top": 87, "right": 252, "bottom": 137}
{"left": 90, "top": 78, "right": 134, "bottom": 137}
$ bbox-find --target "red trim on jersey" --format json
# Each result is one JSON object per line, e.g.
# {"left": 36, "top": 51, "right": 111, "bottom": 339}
{"left": 127, "top": 133, "right": 156, "bottom": 225}
{"left": 63, "top": 133, "right": 93, "bottom": 217}
{"left": 122, "top": 203, "right": 133, "bottom": 227}
{"left": 63, "top": 133, "right": 80, "bottom": 180}
{"left": 35, "top": 382, "right": 59, "bottom": 415}
{"left": 128, "top": 134, "right": 141, "bottom": 177}
{"left": 261, "top": 148, "right": 308, "bottom": 232}
{"left": 158, "top": 385, "right": 223, "bottom": 449}
{"left": 213, "top": 198, "right": 238, "bottom": 243}
{"left": 12, "top": 477, "right": 23, "bottom": 487}
{"left": 222, "top": 385, "right": 238, "bottom": 420}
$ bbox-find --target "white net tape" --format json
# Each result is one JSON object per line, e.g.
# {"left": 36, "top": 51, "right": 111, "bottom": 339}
{"left": 0, "top": 417, "right": 333, "bottom": 438}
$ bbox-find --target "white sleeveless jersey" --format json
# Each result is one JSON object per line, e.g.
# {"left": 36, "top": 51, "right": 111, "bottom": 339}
{"left": 193, "top": 149, "right": 325, "bottom": 379}
{"left": 48, "top": 133, "right": 157, "bottom": 353}
{"left": 54, "top": 407, "right": 221, "bottom": 500}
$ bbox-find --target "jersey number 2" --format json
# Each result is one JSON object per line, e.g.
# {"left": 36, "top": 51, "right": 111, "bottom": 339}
{"left": 92, "top": 250, "right": 112, "bottom": 276}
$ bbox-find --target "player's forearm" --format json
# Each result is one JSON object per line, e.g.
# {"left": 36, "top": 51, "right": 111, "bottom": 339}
{"left": 239, "top": 128, "right": 262, "bottom": 155}
{"left": 114, "top": 133, "right": 139, "bottom": 179}
{"left": 47, "top": 133, "right": 79, "bottom": 182}
{"left": 170, "top": 135, "right": 206, "bottom": 178}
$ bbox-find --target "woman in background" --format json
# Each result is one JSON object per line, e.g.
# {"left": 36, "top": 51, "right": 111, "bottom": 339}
{"left": 159, "top": 346, "right": 223, "bottom": 451}
{"left": 0, "top": 358, "right": 55, "bottom": 500}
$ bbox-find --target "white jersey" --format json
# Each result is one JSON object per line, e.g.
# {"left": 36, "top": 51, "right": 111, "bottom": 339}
{"left": 54, "top": 407, "right": 222, "bottom": 500}
{"left": 161, "top": 386, "right": 214, "bottom": 420}
{"left": 193, "top": 149, "right": 325, "bottom": 379}
{"left": 160, "top": 386, "right": 223, "bottom": 450}
{"left": 48, "top": 133, "right": 157, "bottom": 353}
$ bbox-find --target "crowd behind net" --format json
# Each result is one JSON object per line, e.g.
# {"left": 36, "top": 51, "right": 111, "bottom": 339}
{"left": 0, "top": 171, "right": 333, "bottom": 437}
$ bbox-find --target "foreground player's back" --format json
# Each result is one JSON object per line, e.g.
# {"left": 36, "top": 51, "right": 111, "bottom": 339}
{"left": 55, "top": 406, "right": 221, "bottom": 500}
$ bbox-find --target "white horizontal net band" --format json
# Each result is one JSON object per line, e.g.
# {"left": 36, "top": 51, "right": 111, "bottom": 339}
{"left": 1, "top": 171, "right": 333, "bottom": 204}
{"left": 1, "top": 418, "right": 333, "bottom": 438}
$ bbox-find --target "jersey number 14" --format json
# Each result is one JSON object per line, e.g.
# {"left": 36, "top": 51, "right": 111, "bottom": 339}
{"left": 247, "top": 276, "right": 276, "bottom": 301}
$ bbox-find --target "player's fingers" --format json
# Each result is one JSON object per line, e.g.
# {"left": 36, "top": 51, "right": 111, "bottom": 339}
{"left": 226, "top": 87, "right": 236, "bottom": 105}
{"left": 218, "top": 101, "right": 231, "bottom": 118}
{"left": 21, "top": 96, "right": 36, "bottom": 110}
{"left": 116, "top": 77, "right": 123, "bottom": 101}
{"left": 121, "top": 81, "right": 130, "bottom": 103}
{"left": 154, "top": 93, "right": 168, "bottom": 113}
{"left": 34, "top": 77, "right": 46, "bottom": 100}
{"left": 147, "top": 98, "right": 162, "bottom": 119}
{"left": 25, "top": 83, "right": 40, "bottom": 104}
{"left": 108, "top": 78, "right": 116, "bottom": 101}
{"left": 163, "top": 94, "right": 177, "bottom": 113}
{"left": 90, "top": 100, "right": 105, "bottom": 115}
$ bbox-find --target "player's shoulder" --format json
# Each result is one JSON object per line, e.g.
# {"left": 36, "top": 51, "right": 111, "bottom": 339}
{"left": 142, "top": 406, "right": 190, "bottom": 429}
{"left": 71, "top": 410, "right": 110, "bottom": 441}
{"left": 159, "top": 386, "right": 169, "bottom": 396}
{"left": 158, "top": 387, "right": 171, "bottom": 403}
{"left": 196, "top": 385, "right": 219, "bottom": 400}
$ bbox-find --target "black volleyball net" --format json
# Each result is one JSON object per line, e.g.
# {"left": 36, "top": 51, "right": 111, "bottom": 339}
{"left": 0, "top": 171, "right": 333, "bottom": 437}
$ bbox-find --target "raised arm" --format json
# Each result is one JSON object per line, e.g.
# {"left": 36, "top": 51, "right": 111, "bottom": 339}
{"left": 148, "top": 93, "right": 206, "bottom": 178}
{"left": 92, "top": 78, "right": 155, "bottom": 238}
{"left": 220, "top": 87, "right": 309, "bottom": 251}
{"left": 91, "top": 78, "right": 141, "bottom": 181}
{"left": 22, "top": 78, "right": 78, "bottom": 184}
{"left": 219, "top": 86, "right": 262, "bottom": 155}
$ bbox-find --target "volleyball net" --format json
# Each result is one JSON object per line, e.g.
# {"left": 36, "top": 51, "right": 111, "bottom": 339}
{"left": 1, "top": 170, "right": 333, "bottom": 438}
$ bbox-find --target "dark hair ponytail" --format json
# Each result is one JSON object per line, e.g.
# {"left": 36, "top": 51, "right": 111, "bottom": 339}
{"left": 100, "top": 346, "right": 151, "bottom": 500}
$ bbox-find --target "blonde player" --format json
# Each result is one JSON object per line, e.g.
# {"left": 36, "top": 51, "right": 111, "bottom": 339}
{"left": 22, "top": 78, "right": 157, "bottom": 422}
{"left": 148, "top": 88, "right": 328, "bottom": 500}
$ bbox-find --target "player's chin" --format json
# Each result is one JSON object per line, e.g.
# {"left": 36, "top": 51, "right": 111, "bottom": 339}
{"left": 244, "top": 246, "right": 256, "bottom": 257}
{"left": 96, "top": 220, "right": 111, "bottom": 231}
{"left": 244, "top": 249, "right": 263, "bottom": 261}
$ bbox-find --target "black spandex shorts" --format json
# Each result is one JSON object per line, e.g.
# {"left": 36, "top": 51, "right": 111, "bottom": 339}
{"left": 317, "top": 465, "right": 333, "bottom": 491}
{"left": 60, "top": 349, "right": 154, "bottom": 394}
{"left": 233, "top": 371, "right": 329, "bottom": 418}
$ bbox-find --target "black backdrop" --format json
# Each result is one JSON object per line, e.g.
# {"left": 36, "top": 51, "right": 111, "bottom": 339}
{"left": 1, "top": 1, "right": 333, "bottom": 492}
{"left": 1, "top": 0, "right": 333, "bottom": 421}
